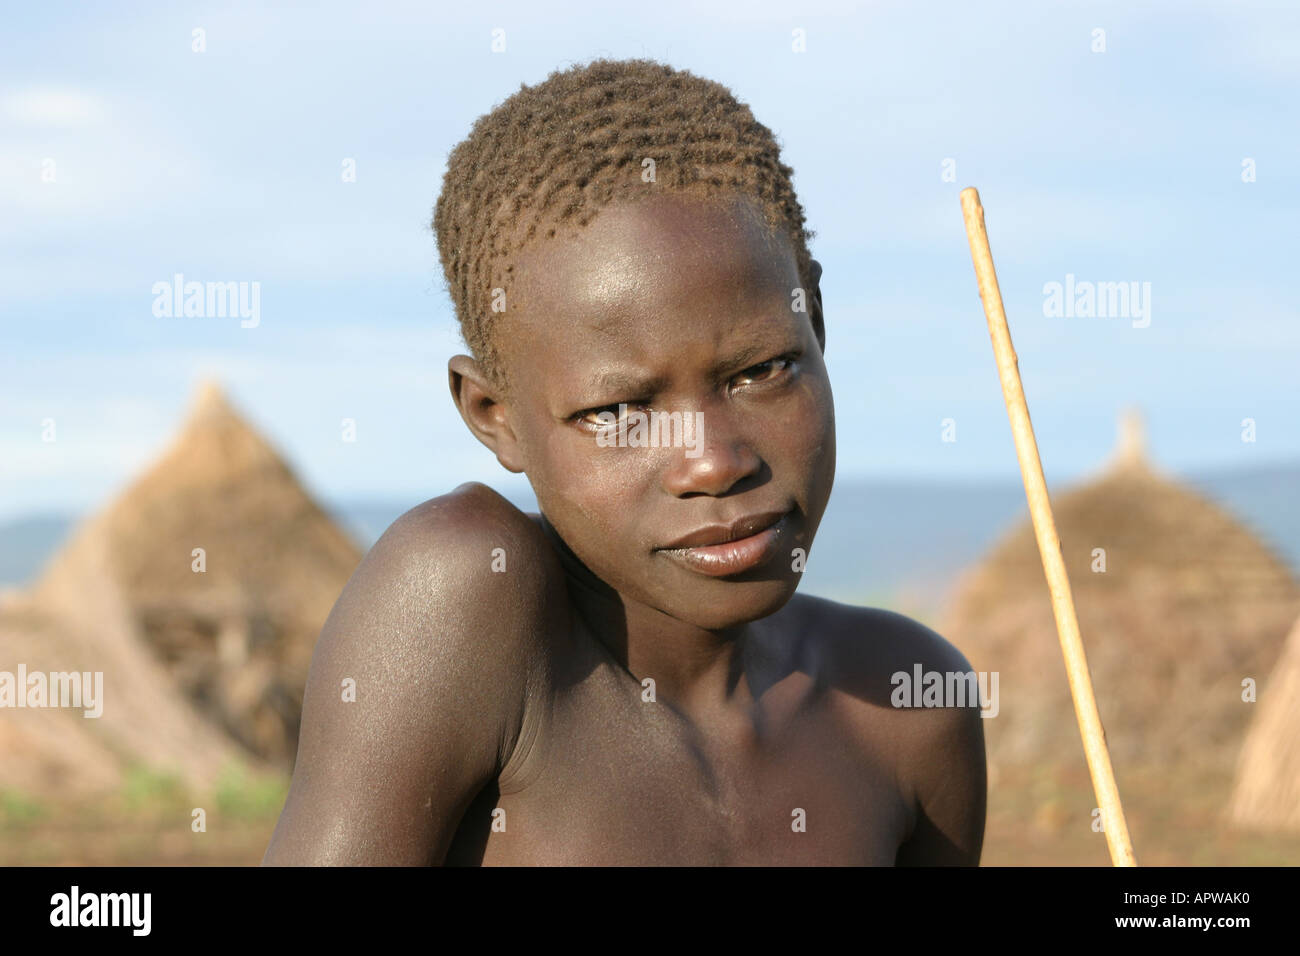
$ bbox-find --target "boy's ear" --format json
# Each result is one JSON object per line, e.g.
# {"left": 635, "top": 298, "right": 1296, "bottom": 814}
{"left": 447, "top": 355, "right": 527, "bottom": 474}
{"left": 807, "top": 258, "right": 825, "bottom": 353}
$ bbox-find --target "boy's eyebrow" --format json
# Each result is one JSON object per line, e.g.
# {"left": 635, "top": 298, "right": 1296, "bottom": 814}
{"left": 580, "top": 334, "right": 799, "bottom": 399}
{"left": 713, "top": 331, "right": 803, "bottom": 378}
{"left": 582, "top": 368, "right": 670, "bottom": 398}
{"left": 724, "top": 341, "right": 784, "bottom": 372}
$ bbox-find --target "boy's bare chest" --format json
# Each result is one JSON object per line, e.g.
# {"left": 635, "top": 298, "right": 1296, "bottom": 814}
{"left": 445, "top": 651, "right": 913, "bottom": 865}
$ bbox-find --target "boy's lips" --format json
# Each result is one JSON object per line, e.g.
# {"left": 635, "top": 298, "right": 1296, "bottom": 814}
{"left": 655, "top": 508, "right": 791, "bottom": 577}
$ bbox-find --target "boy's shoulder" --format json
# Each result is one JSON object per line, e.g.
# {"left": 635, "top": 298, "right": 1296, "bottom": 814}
{"left": 376, "top": 481, "right": 561, "bottom": 595}
{"left": 384, "top": 480, "right": 546, "bottom": 549}
{"left": 357, "top": 481, "right": 566, "bottom": 670}
{"left": 777, "top": 594, "right": 987, "bottom": 863}
{"left": 778, "top": 592, "right": 976, "bottom": 686}
{"left": 762, "top": 593, "right": 982, "bottom": 756}
{"left": 263, "top": 482, "right": 562, "bottom": 863}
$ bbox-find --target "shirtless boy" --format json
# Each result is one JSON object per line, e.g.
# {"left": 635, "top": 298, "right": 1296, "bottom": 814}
{"left": 264, "top": 58, "right": 986, "bottom": 866}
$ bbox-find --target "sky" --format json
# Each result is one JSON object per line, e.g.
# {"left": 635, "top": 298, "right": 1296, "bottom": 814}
{"left": 2, "top": 0, "right": 1297, "bottom": 520}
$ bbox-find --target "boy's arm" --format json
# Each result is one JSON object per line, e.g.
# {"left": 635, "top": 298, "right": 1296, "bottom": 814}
{"left": 893, "top": 688, "right": 987, "bottom": 865}
{"left": 262, "top": 483, "right": 554, "bottom": 865}
{"left": 889, "top": 618, "right": 987, "bottom": 866}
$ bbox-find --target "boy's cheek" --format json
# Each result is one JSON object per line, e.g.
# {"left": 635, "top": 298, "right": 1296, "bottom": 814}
{"left": 770, "top": 380, "right": 834, "bottom": 463}
{"left": 537, "top": 456, "right": 645, "bottom": 530}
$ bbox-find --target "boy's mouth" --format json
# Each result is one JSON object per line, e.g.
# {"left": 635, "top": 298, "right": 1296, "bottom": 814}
{"left": 655, "top": 508, "right": 791, "bottom": 577}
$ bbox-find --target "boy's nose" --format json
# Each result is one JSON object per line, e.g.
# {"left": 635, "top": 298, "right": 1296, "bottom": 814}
{"left": 660, "top": 410, "right": 762, "bottom": 498}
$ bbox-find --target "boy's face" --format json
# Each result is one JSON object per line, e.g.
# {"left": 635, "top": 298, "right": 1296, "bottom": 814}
{"left": 481, "top": 190, "right": 834, "bottom": 631}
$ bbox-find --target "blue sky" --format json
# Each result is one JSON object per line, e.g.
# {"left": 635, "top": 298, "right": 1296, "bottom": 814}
{"left": 2, "top": 0, "right": 1297, "bottom": 519}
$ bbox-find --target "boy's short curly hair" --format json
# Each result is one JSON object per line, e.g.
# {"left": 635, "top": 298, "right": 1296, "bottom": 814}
{"left": 431, "top": 57, "right": 816, "bottom": 393}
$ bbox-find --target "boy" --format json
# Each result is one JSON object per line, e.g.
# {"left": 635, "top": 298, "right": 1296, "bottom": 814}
{"left": 264, "top": 58, "right": 985, "bottom": 865}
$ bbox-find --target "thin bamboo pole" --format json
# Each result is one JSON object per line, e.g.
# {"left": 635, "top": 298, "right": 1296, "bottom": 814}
{"left": 960, "top": 186, "right": 1138, "bottom": 867}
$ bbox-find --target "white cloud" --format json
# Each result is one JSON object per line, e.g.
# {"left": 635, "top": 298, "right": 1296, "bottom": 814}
{"left": 0, "top": 93, "right": 204, "bottom": 230}
{"left": 1, "top": 88, "right": 106, "bottom": 127}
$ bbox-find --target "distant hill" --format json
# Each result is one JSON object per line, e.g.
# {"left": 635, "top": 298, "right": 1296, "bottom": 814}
{"left": 0, "top": 514, "right": 74, "bottom": 587}
{"left": 4, "top": 464, "right": 1297, "bottom": 614}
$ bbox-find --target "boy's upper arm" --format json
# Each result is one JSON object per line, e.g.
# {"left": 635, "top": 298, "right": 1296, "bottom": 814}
{"left": 894, "top": 691, "right": 987, "bottom": 865}
{"left": 262, "top": 483, "right": 556, "bottom": 865}
{"left": 881, "top": 612, "right": 987, "bottom": 866}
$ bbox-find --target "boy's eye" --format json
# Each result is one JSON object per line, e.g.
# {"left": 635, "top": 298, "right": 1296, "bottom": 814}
{"left": 732, "top": 355, "right": 797, "bottom": 387}
{"left": 573, "top": 355, "right": 799, "bottom": 427}
{"left": 576, "top": 402, "right": 646, "bottom": 427}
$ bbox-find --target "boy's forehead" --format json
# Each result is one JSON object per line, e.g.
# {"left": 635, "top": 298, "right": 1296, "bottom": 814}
{"left": 509, "top": 190, "right": 795, "bottom": 324}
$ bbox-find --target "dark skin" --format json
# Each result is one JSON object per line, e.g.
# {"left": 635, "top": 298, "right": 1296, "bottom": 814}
{"left": 263, "top": 189, "right": 986, "bottom": 865}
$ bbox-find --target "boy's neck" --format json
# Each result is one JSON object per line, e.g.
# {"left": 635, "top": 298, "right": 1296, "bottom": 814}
{"left": 535, "top": 512, "right": 759, "bottom": 722}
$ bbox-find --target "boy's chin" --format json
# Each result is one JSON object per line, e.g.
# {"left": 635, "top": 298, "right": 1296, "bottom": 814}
{"left": 667, "top": 577, "right": 799, "bottom": 631}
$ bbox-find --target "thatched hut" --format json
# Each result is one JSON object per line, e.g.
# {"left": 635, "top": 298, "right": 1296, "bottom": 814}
{"left": 27, "top": 381, "right": 362, "bottom": 769}
{"left": 1227, "top": 612, "right": 1300, "bottom": 832}
{"left": 943, "top": 410, "right": 1300, "bottom": 781}
{"left": 0, "top": 530, "right": 254, "bottom": 797}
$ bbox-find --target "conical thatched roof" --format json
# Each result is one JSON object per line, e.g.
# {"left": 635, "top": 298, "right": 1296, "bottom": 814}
{"left": 28, "top": 381, "right": 362, "bottom": 768}
{"left": 1, "top": 531, "right": 254, "bottom": 797}
{"left": 943, "top": 410, "right": 1300, "bottom": 779}
{"left": 1227, "top": 612, "right": 1300, "bottom": 832}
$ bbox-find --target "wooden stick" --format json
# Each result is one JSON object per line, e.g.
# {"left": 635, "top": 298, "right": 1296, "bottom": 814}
{"left": 959, "top": 186, "right": 1138, "bottom": 867}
